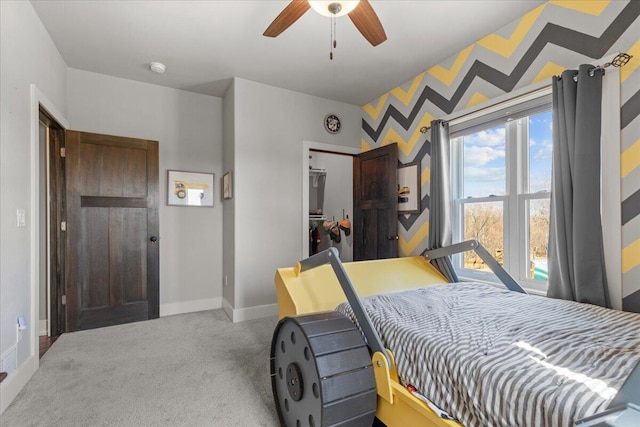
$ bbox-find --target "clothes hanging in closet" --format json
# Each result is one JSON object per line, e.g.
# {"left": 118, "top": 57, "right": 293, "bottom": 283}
{"left": 309, "top": 224, "right": 321, "bottom": 255}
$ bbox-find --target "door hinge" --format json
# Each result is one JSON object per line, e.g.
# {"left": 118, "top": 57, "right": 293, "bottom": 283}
{"left": 60, "top": 147, "right": 66, "bottom": 158}
{"left": 61, "top": 295, "right": 66, "bottom": 305}
{"left": 60, "top": 221, "right": 67, "bottom": 231}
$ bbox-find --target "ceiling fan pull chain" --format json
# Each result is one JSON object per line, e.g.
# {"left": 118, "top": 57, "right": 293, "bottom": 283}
{"left": 330, "top": 15, "right": 335, "bottom": 60}
{"left": 334, "top": 14, "right": 337, "bottom": 49}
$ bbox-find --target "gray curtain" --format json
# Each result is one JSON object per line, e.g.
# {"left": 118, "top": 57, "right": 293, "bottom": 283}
{"left": 428, "top": 120, "right": 459, "bottom": 282}
{"left": 547, "top": 64, "right": 609, "bottom": 307}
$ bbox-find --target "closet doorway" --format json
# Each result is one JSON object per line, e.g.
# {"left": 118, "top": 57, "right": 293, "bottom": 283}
{"left": 302, "top": 141, "right": 360, "bottom": 261}
{"left": 39, "top": 107, "right": 65, "bottom": 339}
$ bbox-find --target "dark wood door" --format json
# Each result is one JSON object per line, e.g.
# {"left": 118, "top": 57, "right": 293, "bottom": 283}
{"left": 48, "top": 125, "right": 66, "bottom": 335}
{"left": 353, "top": 143, "right": 398, "bottom": 260}
{"left": 65, "top": 131, "right": 159, "bottom": 332}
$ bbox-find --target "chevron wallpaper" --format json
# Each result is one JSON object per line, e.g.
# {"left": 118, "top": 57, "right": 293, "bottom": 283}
{"left": 360, "top": 0, "right": 640, "bottom": 311}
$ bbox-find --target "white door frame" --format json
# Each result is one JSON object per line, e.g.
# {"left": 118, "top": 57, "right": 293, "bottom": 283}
{"left": 301, "top": 141, "right": 360, "bottom": 259}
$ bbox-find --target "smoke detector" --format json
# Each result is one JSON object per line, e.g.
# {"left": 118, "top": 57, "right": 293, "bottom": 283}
{"left": 149, "top": 62, "right": 166, "bottom": 74}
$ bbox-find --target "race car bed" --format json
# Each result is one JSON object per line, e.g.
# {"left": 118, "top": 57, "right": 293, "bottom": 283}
{"left": 270, "top": 243, "right": 640, "bottom": 427}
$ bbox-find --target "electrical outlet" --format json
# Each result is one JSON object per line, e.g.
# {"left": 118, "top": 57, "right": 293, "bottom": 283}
{"left": 17, "top": 315, "right": 27, "bottom": 342}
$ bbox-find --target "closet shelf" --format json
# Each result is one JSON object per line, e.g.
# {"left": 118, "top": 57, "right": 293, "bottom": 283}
{"left": 309, "top": 215, "right": 326, "bottom": 221}
{"left": 309, "top": 168, "right": 326, "bottom": 175}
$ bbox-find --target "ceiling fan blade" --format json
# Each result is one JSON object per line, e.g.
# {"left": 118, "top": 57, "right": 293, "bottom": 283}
{"left": 263, "top": 0, "right": 311, "bottom": 38}
{"left": 348, "top": 0, "right": 387, "bottom": 46}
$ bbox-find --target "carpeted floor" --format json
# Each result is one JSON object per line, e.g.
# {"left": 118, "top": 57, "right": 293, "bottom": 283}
{"left": 1, "top": 310, "right": 281, "bottom": 426}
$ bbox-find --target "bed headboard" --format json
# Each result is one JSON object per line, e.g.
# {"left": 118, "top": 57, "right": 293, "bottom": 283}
{"left": 274, "top": 255, "right": 448, "bottom": 318}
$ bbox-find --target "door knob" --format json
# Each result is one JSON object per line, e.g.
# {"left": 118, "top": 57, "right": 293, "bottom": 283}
{"left": 150, "top": 236, "right": 158, "bottom": 243}
{"left": 387, "top": 235, "right": 398, "bottom": 240}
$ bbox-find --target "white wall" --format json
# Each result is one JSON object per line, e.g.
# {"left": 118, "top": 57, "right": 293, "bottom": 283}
{"left": 0, "top": 0, "right": 68, "bottom": 412}
{"left": 224, "top": 78, "right": 361, "bottom": 319}
{"left": 67, "top": 69, "right": 224, "bottom": 315}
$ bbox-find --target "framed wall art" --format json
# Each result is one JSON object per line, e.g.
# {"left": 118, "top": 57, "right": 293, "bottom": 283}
{"left": 167, "top": 170, "right": 214, "bottom": 207}
{"left": 222, "top": 171, "right": 233, "bottom": 200}
{"left": 398, "top": 162, "right": 420, "bottom": 214}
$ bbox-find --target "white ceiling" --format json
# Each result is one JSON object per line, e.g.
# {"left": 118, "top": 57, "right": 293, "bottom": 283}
{"left": 31, "top": 0, "right": 545, "bottom": 106}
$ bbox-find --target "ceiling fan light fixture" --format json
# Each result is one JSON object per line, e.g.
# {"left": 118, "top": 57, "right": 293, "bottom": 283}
{"left": 309, "top": 1, "right": 360, "bottom": 17}
{"left": 264, "top": 0, "right": 385, "bottom": 48}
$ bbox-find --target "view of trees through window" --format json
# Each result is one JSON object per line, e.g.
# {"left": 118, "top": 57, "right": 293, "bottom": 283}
{"left": 463, "top": 202, "right": 504, "bottom": 268}
{"left": 453, "top": 110, "right": 552, "bottom": 282}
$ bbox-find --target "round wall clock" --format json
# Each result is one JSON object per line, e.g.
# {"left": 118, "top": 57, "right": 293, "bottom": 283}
{"left": 324, "top": 114, "right": 341, "bottom": 134}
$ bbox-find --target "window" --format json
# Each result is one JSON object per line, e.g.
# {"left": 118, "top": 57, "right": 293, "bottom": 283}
{"left": 450, "top": 99, "right": 552, "bottom": 293}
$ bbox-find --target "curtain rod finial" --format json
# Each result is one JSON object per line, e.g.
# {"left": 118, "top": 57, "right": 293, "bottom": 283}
{"left": 608, "top": 52, "right": 632, "bottom": 68}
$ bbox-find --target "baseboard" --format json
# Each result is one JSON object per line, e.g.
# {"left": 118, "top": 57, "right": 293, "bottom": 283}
{"left": 222, "top": 298, "right": 234, "bottom": 321}
{"left": 0, "top": 355, "right": 38, "bottom": 414}
{"left": 221, "top": 298, "right": 278, "bottom": 322}
{"left": 39, "top": 320, "right": 48, "bottom": 336}
{"left": 159, "top": 297, "right": 222, "bottom": 317}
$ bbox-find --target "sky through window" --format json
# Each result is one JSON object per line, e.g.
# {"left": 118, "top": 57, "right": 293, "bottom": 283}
{"left": 462, "top": 111, "right": 552, "bottom": 197}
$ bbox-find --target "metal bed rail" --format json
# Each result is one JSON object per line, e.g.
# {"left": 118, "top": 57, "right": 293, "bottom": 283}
{"left": 422, "top": 239, "right": 526, "bottom": 294}
{"left": 298, "top": 247, "right": 391, "bottom": 369}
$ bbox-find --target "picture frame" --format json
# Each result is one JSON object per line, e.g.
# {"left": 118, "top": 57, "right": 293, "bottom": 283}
{"left": 398, "top": 162, "right": 420, "bottom": 213}
{"left": 167, "top": 170, "right": 214, "bottom": 207}
{"left": 222, "top": 171, "right": 233, "bottom": 200}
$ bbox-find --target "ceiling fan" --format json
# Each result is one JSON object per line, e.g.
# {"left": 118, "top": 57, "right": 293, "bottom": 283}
{"left": 263, "top": 0, "right": 387, "bottom": 47}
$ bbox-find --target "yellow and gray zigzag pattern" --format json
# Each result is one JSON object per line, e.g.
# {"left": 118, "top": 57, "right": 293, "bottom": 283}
{"left": 360, "top": 0, "right": 640, "bottom": 311}
{"left": 621, "top": 36, "right": 640, "bottom": 312}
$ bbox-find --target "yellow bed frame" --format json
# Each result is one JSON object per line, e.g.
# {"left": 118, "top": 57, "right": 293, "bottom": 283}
{"left": 274, "top": 253, "right": 461, "bottom": 427}
{"left": 274, "top": 245, "right": 640, "bottom": 426}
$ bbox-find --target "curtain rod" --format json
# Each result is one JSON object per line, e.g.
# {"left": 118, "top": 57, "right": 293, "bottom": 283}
{"left": 448, "top": 85, "right": 552, "bottom": 127}
{"left": 420, "top": 77, "right": 551, "bottom": 134}
{"left": 418, "top": 83, "right": 553, "bottom": 134}
{"left": 419, "top": 52, "right": 632, "bottom": 135}
{"left": 570, "top": 52, "right": 634, "bottom": 80}
{"left": 593, "top": 52, "right": 633, "bottom": 72}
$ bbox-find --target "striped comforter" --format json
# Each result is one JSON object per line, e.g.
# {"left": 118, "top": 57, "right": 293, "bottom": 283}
{"left": 335, "top": 282, "right": 640, "bottom": 427}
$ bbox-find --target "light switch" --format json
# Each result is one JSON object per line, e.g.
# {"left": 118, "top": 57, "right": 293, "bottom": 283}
{"left": 16, "top": 209, "right": 26, "bottom": 227}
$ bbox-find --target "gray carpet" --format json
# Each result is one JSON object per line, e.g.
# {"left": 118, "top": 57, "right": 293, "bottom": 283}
{"left": 1, "top": 310, "right": 281, "bottom": 426}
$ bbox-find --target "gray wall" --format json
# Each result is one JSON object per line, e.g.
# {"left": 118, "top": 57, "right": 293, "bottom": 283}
{"left": 1, "top": 0, "right": 68, "bottom": 370}
{"left": 224, "top": 78, "right": 361, "bottom": 316}
{"left": 67, "top": 68, "right": 224, "bottom": 314}
{"left": 309, "top": 152, "right": 354, "bottom": 262}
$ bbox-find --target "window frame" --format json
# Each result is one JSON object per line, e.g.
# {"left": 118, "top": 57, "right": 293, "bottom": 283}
{"left": 450, "top": 100, "right": 552, "bottom": 295}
